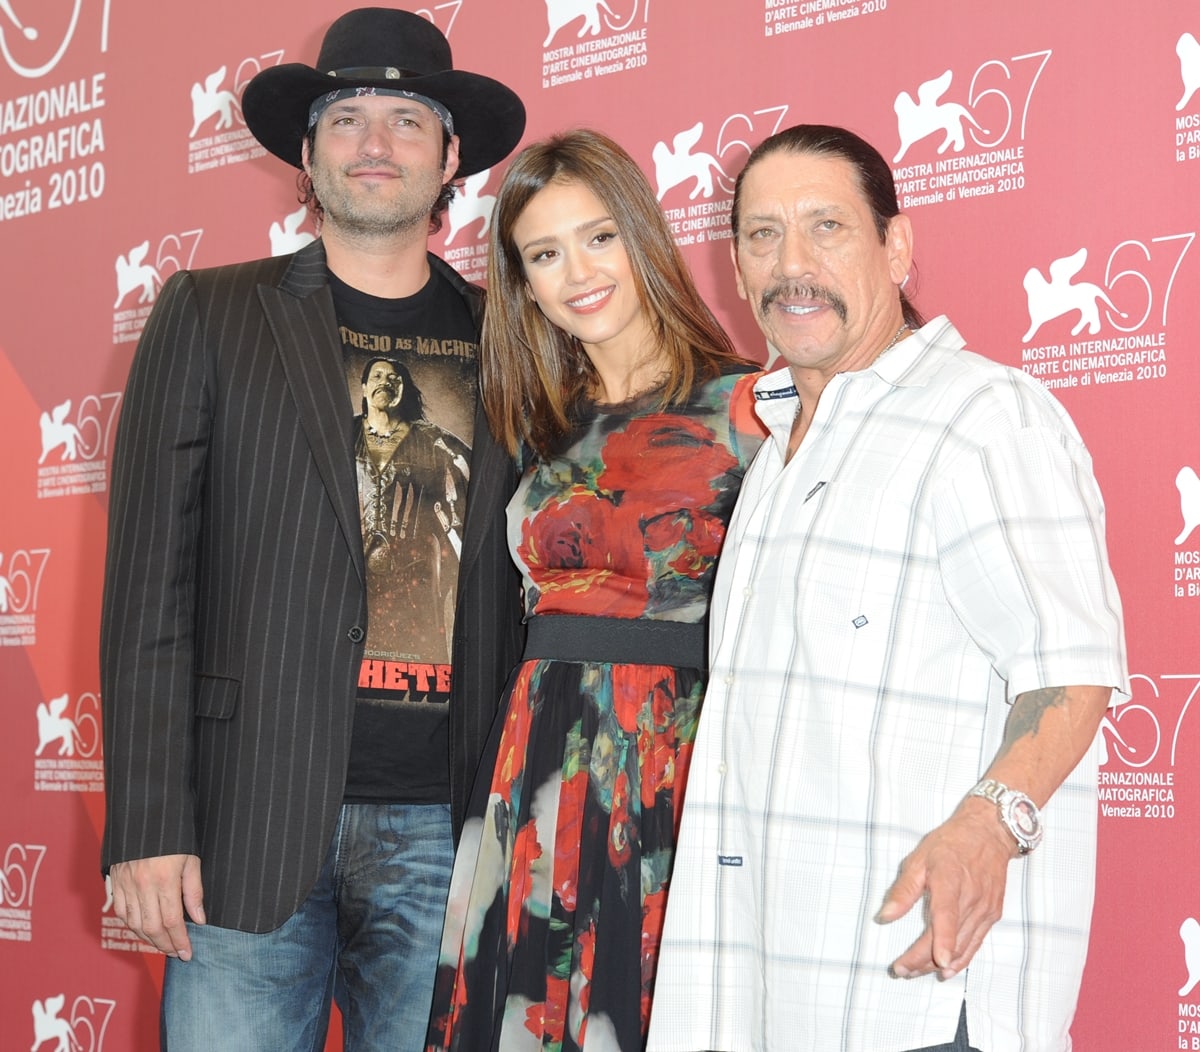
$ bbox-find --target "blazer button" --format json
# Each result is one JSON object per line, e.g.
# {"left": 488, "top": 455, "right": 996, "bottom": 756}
{"left": 347, "top": 626, "right": 365, "bottom": 644}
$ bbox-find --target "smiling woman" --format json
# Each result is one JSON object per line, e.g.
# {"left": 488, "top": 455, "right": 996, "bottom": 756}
{"left": 425, "top": 129, "right": 767, "bottom": 1052}
{"left": 512, "top": 178, "right": 654, "bottom": 387}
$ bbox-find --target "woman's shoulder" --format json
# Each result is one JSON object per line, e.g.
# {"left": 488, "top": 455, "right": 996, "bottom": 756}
{"left": 691, "top": 361, "right": 766, "bottom": 404}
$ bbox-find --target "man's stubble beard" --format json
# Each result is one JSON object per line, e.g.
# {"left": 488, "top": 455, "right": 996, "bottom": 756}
{"left": 311, "top": 157, "right": 444, "bottom": 240}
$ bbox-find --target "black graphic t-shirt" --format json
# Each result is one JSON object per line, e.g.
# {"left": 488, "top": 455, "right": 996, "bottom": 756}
{"left": 329, "top": 267, "right": 478, "bottom": 802}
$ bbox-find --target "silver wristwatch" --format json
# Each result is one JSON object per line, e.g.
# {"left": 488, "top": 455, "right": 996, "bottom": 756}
{"left": 968, "top": 778, "right": 1043, "bottom": 854}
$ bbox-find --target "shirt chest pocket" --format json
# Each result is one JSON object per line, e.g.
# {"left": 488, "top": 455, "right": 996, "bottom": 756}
{"left": 803, "top": 481, "right": 927, "bottom": 609}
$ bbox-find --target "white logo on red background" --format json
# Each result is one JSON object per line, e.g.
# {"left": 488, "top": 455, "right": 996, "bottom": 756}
{"left": 0, "top": 842, "right": 46, "bottom": 907}
{"left": 0, "top": 845, "right": 45, "bottom": 942}
{"left": 1182, "top": 917, "right": 1200, "bottom": 997}
{"left": 891, "top": 50, "right": 1052, "bottom": 163}
{"left": 1100, "top": 674, "right": 1198, "bottom": 770}
{"left": 543, "top": 0, "right": 637, "bottom": 47}
{"left": 653, "top": 123, "right": 722, "bottom": 203}
{"left": 1096, "top": 678, "right": 1190, "bottom": 822}
{"left": 113, "top": 230, "right": 204, "bottom": 342}
{"left": 31, "top": 995, "right": 75, "bottom": 1052}
{"left": 442, "top": 168, "right": 498, "bottom": 283}
{"left": 184, "top": 51, "right": 283, "bottom": 137}
{"left": 653, "top": 106, "right": 790, "bottom": 207}
{"left": 1177, "top": 467, "right": 1200, "bottom": 546}
{"left": 31, "top": 993, "right": 116, "bottom": 1052}
{"left": 38, "top": 400, "right": 83, "bottom": 463}
{"left": 36, "top": 393, "right": 121, "bottom": 467}
{"left": 1020, "top": 233, "right": 1195, "bottom": 343}
{"left": 0, "top": 5, "right": 110, "bottom": 224}
{"left": 36, "top": 694, "right": 81, "bottom": 757}
{"left": 893, "top": 70, "right": 985, "bottom": 163}
{"left": 444, "top": 170, "right": 495, "bottom": 246}
{"left": 1021, "top": 248, "right": 1124, "bottom": 342}
{"left": 35, "top": 692, "right": 101, "bottom": 759}
{"left": 539, "top": 0, "right": 647, "bottom": 87}
{"left": 0, "top": 0, "right": 37, "bottom": 42}
{"left": 112, "top": 242, "right": 161, "bottom": 309}
{"left": 269, "top": 205, "right": 316, "bottom": 256}
{"left": 1098, "top": 702, "right": 1158, "bottom": 769}
{"left": 185, "top": 49, "right": 280, "bottom": 173}
{"left": 0, "top": 0, "right": 109, "bottom": 80}
{"left": 0, "top": 546, "right": 49, "bottom": 616}
{"left": 1178, "top": 32, "right": 1200, "bottom": 112}
{"left": 114, "top": 230, "right": 202, "bottom": 307}
{"left": 188, "top": 65, "right": 241, "bottom": 138}
{"left": 36, "top": 392, "right": 119, "bottom": 501}
{"left": 34, "top": 691, "right": 104, "bottom": 792}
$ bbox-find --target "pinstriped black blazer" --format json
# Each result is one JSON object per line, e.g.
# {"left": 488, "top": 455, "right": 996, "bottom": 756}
{"left": 99, "top": 240, "right": 524, "bottom": 933}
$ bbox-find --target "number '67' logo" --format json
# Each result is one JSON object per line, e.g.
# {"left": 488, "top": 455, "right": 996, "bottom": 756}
{"left": 1100, "top": 673, "right": 1198, "bottom": 769}
{"left": 0, "top": 548, "right": 50, "bottom": 614}
{"left": 0, "top": 843, "right": 47, "bottom": 908}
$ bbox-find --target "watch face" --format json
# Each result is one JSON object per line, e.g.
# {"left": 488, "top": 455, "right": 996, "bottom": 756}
{"left": 1011, "top": 798, "right": 1039, "bottom": 837}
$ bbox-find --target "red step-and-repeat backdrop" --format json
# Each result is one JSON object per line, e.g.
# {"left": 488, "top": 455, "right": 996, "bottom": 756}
{"left": 2, "top": 1, "right": 1197, "bottom": 1048}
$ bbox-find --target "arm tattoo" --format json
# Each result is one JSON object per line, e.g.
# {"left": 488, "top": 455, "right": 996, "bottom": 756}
{"left": 998, "top": 686, "right": 1068, "bottom": 759}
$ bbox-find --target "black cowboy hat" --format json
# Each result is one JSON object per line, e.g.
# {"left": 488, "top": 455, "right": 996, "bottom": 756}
{"left": 242, "top": 7, "right": 525, "bottom": 177}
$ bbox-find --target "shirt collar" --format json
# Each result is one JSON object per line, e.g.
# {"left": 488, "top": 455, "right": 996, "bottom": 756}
{"left": 749, "top": 316, "right": 963, "bottom": 444}
{"left": 751, "top": 315, "right": 962, "bottom": 404}
{"left": 870, "top": 315, "right": 960, "bottom": 388}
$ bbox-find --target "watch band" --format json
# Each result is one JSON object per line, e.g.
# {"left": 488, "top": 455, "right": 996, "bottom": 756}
{"left": 968, "top": 778, "right": 1043, "bottom": 854}
{"left": 970, "top": 778, "right": 1008, "bottom": 806}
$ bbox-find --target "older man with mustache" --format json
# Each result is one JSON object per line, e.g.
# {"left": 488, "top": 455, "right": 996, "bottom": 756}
{"left": 649, "top": 125, "right": 1129, "bottom": 1052}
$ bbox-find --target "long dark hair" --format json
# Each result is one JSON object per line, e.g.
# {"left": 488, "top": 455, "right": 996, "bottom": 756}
{"left": 482, "top": 128, "right": 748, "bottom": 459}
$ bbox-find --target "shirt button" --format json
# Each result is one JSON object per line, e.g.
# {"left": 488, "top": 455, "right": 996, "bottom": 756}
{"left": 718, "top": 762, "right": 728, "bottom": 774}
{"left": 743, "top": 586, "right": 753, "bottom": 597}
{"left": 347, "top": 625, "right": 365, "bottom": 644}
{"left": 724, "top": 675, "right": 733, "bottom": 685}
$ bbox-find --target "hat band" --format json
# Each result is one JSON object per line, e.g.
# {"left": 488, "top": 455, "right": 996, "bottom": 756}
{"left": 328, "top": 65, "right": 418, "bottom": 80}
{"left": 307, "top": 86, "right": 454, "bottom": 137}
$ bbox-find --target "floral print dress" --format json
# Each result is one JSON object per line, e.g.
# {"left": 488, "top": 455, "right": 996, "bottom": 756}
{"left": 428, "top": 369, "right": 763, "bottom": 1052}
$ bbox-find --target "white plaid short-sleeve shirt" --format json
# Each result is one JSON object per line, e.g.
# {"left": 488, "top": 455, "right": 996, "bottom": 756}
{"left": 648, "top": 317, "right": 1128, "bottom": 1052}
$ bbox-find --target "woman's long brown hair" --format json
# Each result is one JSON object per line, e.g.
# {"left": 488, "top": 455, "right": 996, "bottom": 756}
{"left": 481, "top": 128, "right": 748, "bottom": 460}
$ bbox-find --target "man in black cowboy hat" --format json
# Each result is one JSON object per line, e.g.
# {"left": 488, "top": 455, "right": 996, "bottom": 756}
{"left": 99, "top": 8, "right": 525, "bottom": 1049}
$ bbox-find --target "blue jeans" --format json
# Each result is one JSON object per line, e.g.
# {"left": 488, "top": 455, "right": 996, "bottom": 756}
{"left": 161, "top": 802, "right": 453, "bottom": 1052}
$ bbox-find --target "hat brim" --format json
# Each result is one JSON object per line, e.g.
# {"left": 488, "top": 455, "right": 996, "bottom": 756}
{"left": 242, "top": 64, "right": 526, "bottom": 178}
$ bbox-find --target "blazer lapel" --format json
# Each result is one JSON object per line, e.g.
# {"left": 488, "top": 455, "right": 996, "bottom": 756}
{"left": 259, "top": 240, "right": 365, "bottom": 586}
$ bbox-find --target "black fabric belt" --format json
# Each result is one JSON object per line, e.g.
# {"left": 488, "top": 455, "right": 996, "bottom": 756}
{"left": 521, "top": 614, "right": 706, "bottom": 669}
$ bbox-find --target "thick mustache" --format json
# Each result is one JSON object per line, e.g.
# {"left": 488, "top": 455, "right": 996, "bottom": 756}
{"left": 760, "top": 283, "right": 848, "bottom": 323}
